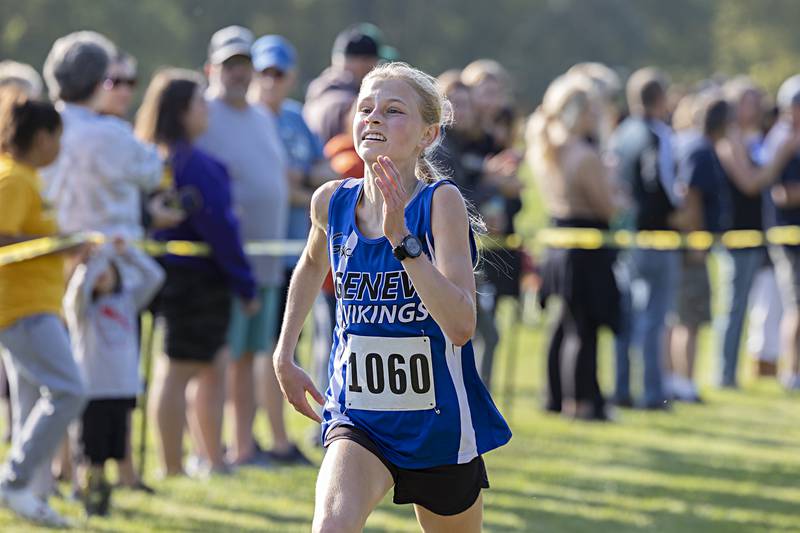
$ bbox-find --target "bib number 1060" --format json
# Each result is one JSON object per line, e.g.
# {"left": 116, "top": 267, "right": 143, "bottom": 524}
{"left": 344, "top": 335, "right": 436, "bottom": 411}
{"left": 348, "top": 352, "right": 431, "bottom": 395}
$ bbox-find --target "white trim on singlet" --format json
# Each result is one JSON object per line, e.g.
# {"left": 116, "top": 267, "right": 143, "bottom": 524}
{"left": 425, "top": 233, "right": 437, "bottom": 266}
{"left": 444, "top": 337, "right": 478, "bottom": 463}
{"left": 427, "top": 228, "right": 476, "bottom": 461}
{"left": 325, "top": 230, "right": 359, "bottom": 429}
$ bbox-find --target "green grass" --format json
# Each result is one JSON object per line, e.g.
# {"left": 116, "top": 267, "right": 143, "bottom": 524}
{"left": 1, "top": 314, "right": 799, "bottom": 532}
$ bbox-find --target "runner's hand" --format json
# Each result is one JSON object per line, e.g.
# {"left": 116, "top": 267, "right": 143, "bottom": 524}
{"left": 273, "top": 356, "right": 325, "bottom": 423}
{"left": 373, "top": 155, "right": 411, "bottom": 247}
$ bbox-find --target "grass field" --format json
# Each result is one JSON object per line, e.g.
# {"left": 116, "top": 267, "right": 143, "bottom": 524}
{"left": 1, "top": 312, "right": 799, "bottom": 532}
{"left": 2, "top": 171, "right": 799, "bottom": 532}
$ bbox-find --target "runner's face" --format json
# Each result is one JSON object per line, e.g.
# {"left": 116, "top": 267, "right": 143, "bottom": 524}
{"left": 354, "top": 78, "right": 431, "bottom": 166}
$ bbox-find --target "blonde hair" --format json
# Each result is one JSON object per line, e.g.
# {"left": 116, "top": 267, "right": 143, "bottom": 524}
{"left": 568, "top": 62, "right": 621, "bottom": 103}
{"left": 461, "top": 59, "right": 511, "bottom": 89}
{"left": 526, "top": 73, "right": 594, "bottom": 175}
{"left": 672, "top": 92, "right": 702, "bottom": 131}
{"left": 361, "top": 61, "right": 453, "bottom": 183}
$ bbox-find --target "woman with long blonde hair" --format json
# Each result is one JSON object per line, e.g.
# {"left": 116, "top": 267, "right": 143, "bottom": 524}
{"left": 527, "top": 72, "right": 621, "bottom": 421}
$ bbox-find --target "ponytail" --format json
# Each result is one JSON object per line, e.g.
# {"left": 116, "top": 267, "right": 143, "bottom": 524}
{"left": 0, "top": 85, "right": 61, "bottom": 155}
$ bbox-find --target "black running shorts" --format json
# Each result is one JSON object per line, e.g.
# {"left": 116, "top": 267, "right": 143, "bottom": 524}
{"left": 324, "top": 424, "right": 489, "bottom": 516}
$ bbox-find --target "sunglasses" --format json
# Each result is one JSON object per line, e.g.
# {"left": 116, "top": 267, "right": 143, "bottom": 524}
{"left": 259, "top": 68, "right": 287, "bottom": 80}
{"left": 104, "top": 77, "right": 138, "bottom": 89}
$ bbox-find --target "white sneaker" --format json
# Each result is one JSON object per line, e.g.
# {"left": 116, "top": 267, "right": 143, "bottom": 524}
{"left": 0, "top": 484, "right": 71, "bottom": 528}
{"left": 184, "top": 455, "right": 210, "bottom": 479}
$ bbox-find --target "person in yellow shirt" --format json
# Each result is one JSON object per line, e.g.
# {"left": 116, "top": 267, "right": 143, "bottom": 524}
{"left": 0, "top": 87, "right": 87, "bottom": 527}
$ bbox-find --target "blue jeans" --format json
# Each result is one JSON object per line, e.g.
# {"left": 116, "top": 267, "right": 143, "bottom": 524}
{"left": 716, "top": 247, "right": 765, "bottom": 386}
{"left": 621, "top": 249, "right": 679, "bottom": 405}
{"left": 614, "top": 256, "right": 633, "bottom": 402}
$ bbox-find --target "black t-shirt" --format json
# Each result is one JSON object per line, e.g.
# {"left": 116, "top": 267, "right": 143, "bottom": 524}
{"left": 434, "top": 129, "right": 523, "bottom": 296}
{"left": 678, "top": 138, "right": 732, "bottom": 232}
{"left": 610, "top": 117, "right": 676, "bottom": 231}
{"left": 776, "top": 154, "right": 800, "bottom": 226}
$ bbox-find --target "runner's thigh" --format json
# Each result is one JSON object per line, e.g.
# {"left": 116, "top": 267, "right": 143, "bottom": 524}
{"left": 414, "top": 493, "right": 483, "bottom": 533}
{"left": 313, "top": 438, "right": 393, "bottom": 533}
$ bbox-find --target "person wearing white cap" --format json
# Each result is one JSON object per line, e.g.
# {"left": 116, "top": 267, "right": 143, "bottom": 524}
{"left": 762, "top": 74, "right": 800, "bottom": 391}
{"left": 250, "top": 35, "right": 335, "bottom": 457}
{"left": 195, "top": 25, "right": 291, "bottom": 471}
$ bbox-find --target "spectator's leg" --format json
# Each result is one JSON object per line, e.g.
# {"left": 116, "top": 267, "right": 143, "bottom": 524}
{"left": 1, "top": 347, "right": 52, "bottom": 494}
{"left": 747, "top": 266, "right": 782, "bottom": 374}
{"left": 717, "top": 248, "right": 762, "bottom": 387}
{"left": 637, "top": 250, "right": 676, "bottom": 406}
{"left": 227, "top": 350, "right": 256, "bottom": 463}
{"left": 559, "top": 304, "right": 581, "bottom": 417}
{"left": 115, "top": 410, "right": 138, "bottom": 486}
{"left": 670, "top": 322, "right": 699, "bottom": 401}
{"left": 572, "top": 309, "right": 604, "bottom": 419}
{"left": 191, "top": 350, "right": 227, "bottom": 470}
{"left": 255, "top": 286, "right": 292, "bottom": 454}
{"left": 614, "top": 280, "right": 632, "bottom": 404}
{"left": 544, "top": 307, "right": 565, "bottom": 413}
{"left": 149, "top": 356, "right": 198, "bottom": 476}
{"left": 0, "top": 351, "right": 11, "bottom": 443}
{"left": 257, "top": 353, "right": 290, "bottom": 453}
{"left": 0, "top": 315, "right": 86, "bottom": 490}
{"left": 770, "top": 246, "right": 800, "bottom": 387}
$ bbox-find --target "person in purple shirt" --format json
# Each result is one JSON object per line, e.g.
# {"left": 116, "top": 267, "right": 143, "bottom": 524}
{"left": 134, "top": 68, "right": 257, "bottom": 477}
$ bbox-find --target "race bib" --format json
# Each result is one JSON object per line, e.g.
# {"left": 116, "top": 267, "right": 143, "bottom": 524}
{"left": 345, "top": 335, "right": 436, "bottom": 411}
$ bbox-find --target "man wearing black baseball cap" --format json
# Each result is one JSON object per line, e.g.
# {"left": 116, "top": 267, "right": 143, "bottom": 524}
{"left": 303, "top": 23, "right": 396, "bottom": 144}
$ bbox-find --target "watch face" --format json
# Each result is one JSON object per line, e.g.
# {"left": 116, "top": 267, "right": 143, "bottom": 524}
{"left": 405, "top": 236, "right": 422, "bottom": 256}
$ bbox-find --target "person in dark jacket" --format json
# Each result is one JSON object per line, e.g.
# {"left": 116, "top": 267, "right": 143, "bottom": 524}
{"left": 134, "top": 68, "right": 257, "bottom": 477}
{"left": 610, "top": 68, "right": 680, "bottom": 409}
{"left": 303, "top": 23, "right": 394, "bottom": 144}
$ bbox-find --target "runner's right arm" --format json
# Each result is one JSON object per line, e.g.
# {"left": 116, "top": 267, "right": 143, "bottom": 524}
{"left": 273, "top": 179, "right": 342, "bottom": 423}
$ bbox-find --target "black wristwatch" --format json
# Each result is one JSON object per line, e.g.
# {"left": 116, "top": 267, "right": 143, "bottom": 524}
{"left": 392, "top": 234, "right": 423, "bottom": 261}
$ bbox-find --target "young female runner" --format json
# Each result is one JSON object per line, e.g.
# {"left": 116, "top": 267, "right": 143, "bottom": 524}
{"left": 273, "top": 62, "right": 511, "bottom": 532}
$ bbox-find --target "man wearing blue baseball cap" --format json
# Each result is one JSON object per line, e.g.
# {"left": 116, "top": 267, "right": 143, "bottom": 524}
{"left": 251, "top": 35, "right": 331, "bottom": 461}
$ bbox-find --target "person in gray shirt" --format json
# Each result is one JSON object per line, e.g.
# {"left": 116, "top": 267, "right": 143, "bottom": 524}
{"left": 196, "top": 25, "right": 296, "bottom": 467}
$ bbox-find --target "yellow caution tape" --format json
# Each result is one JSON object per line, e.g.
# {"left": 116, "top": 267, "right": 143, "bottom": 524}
{"left": 2, "top": 226, "right": 800, "bottom": 267}
{"left": 0, "top": 232, "right": 103, "bottom": 266}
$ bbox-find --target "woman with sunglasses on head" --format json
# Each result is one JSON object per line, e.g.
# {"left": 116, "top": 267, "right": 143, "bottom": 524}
{"left": 274, "top": 62, "right": 511, "bottom": 532}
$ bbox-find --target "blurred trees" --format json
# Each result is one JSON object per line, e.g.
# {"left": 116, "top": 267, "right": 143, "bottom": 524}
{"left": 0, "top": 0, "right": 797, "bottom": 109}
